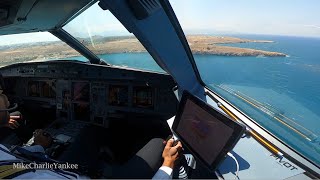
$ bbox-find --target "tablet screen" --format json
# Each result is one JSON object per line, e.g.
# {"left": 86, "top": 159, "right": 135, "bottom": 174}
{"left": 176, "top": 99, "right": 234, "bottom": 164}
{"left": 173, "top": 91, "right": 245, "bottom": 170}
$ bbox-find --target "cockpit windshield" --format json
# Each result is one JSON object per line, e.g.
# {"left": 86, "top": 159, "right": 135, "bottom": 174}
{"left": 0, "top": 2, "right": 164, "bottom": 72}
{"left": 170, "top": 0, "right": 320, "bottom": 166}
{"left": 0, "top": 32, "right": 86, "bottom": 67}
{"left": 63, "top": 2, "right": 164, "bottom": 73}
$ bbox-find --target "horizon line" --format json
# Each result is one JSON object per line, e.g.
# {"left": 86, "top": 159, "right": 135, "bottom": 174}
{"left": 0, "top": 32, "right": 319, "bottom": 46}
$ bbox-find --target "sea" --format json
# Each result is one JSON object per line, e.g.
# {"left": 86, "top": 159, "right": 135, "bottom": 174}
{"left": 31, "top": 34, "right": 320, "bottom": 167}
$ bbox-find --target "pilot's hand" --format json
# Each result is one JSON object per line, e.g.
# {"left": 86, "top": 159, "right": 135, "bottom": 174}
{"left": 162, "top": 139, "right": 183, "bottom": 169}
{"left": 5, "top": 117, "right": 20, "bottom": 129}
{"left": 33, "top": 129, "right": 52, "bottom": 148}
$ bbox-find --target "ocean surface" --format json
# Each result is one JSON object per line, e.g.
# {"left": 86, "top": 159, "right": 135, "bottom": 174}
{"left": 50, "top": 34, "right": 320, "bottom": 166}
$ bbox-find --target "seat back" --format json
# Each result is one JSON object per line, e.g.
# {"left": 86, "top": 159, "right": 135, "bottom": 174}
{"left": 0, "top": 93, "right": 10, "bottom": 126}
{"left": 0, "top": 73, "right": 5, "bottom": 92}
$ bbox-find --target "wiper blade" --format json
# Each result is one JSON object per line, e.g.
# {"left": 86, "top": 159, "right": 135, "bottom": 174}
{"left": 205, "top": 90, "right": 284, "bottom": 157}
{"left": 50, "top": 28, "right": 110, "bottom": 66}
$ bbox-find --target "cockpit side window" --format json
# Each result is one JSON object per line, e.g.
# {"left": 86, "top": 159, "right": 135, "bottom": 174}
{"left": 169, "top": 0, "right": 320, "bottom": 167}
{"left": 0, "top": 32, "right": 85, "bottom": 67}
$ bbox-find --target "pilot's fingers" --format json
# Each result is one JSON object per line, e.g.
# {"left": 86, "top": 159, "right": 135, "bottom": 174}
{"left": 9, "top": 119, "right": 20, "bottom": 127}
{"left": 12, "top": 120, "right": 20, "bottom": 127}
{"left": 37, "top": 129, "right": 44, "bottom": 136}
{"left": 174, "top": 141, "right": 183, "bottom": 151}
{"left": 33, "top": 129, "right": 41, "bottom": 135}
{"left": 165, "top": 139, "right": 174, "bottom": 148}
{"left": 164, "top": 135, "right": 173, "bottom": 144}
{"left": 174, "top": 141, "right": 182, "bottom": 147}
{"left": 8, "top": 121, "right": 19, "bottom": 129}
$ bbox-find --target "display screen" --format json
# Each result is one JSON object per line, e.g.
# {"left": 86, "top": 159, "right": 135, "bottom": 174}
{"left": 40, "top": 81, "right": 56, "bottom": 98}
{"left": 108, "top": 85, "right": 128, "bottom": 106}
{"left": 176, "top": 99, "right": 234, "bottom": 165}
{"left": 28, "top": 81, "right": 40, "bottom": 97}
{"left": 28, "top": 80, "right": 56, "bottom": 98}
{"left": 74, "top": 103, "right": 90, "bottom": 121}
{"left": 133, "top": 87, "right": 153, "bottom": 108}
{"left": 72, "top": 82, "right": 90, "bottom": 102}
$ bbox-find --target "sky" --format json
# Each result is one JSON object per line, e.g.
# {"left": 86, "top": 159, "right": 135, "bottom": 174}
{"left": 170, "top": 0, "right": 320, "bottom": 37}
{"left": 0, "top": 0, "right": 320, "bottom": 45}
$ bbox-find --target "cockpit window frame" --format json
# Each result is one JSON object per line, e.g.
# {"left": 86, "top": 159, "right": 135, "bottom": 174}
{"left": 159, "top": 0, "right": 205, "bottom": 87}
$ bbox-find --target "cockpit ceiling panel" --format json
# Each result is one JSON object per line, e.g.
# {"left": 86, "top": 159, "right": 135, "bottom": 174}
{"left": 0, "top": 0, "right": 94, "bottom": 35}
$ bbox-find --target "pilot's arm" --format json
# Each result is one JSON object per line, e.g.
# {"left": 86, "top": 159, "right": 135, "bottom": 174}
{"left": 13, "top": 129, "right": 53, "bottom": 154}
{"left": 5, "top": 116, "right": 20, "bottom": 129}
{"left": 0, "top": 93, "right": 21, "bottom": 130}
{"left": 152, "top": 139, "right": 183, "bottom": 179}
{"left": 32, "top": 129, "right": 53, "bottom": 148}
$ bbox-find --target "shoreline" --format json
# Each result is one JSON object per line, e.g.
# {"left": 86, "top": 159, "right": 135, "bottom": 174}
{"left": 0, "top": 35, "right": 287, "bottom": 65}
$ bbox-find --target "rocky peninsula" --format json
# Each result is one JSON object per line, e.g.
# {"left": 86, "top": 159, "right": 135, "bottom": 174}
{"left": 84, "top": 35, "right": 286, "bottom": 57}
{"left": 186, "top": 35, "right": 286, "bottom": 56}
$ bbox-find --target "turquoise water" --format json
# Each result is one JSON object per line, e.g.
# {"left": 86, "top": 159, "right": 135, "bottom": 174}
{"left": 196, "top": 35, "right": 320, "bottom": 166}
{"left": 67, "top": 35, "right": 320, "bottom": 166}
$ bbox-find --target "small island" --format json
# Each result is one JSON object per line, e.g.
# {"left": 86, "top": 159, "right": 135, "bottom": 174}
{"left": 0, "top": 35, "right": 286, "bottom": 67}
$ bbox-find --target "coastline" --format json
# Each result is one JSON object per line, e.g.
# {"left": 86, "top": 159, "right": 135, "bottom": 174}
{"left": 0, "top": 35, "right": 287, "bottom": 66}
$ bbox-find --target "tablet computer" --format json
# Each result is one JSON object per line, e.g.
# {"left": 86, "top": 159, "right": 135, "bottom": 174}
{"left": 172, "top": 90, "right": 245, "bottom": 171}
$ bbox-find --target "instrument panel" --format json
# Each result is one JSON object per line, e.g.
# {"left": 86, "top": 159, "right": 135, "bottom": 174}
{"left": 27, "top": 80, "right": 56, "bottom": 98}
{"left": 1, "top": 61, "right": 178, "bottom": 127}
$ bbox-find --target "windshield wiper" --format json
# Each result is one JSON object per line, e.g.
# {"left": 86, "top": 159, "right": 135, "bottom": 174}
{"left": 205, "top": 90, "right": 283, "bottom": 157}
{"left": 216, "top": 84, "right": 315, "bottom": 142}
{"left": 50, "top": 28, "right": 110, "bottom": 66}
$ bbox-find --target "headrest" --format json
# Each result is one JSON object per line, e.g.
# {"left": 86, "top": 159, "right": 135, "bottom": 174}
{"left": 0, "top": 94, "right": 9, "bottom": 107}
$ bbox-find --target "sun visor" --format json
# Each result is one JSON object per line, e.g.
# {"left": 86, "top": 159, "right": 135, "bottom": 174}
{"left": 0, "top": 0, "right": 93, "bottom": 35}
{"left": 0, "top": 0, "right": 23, "bottom": 27}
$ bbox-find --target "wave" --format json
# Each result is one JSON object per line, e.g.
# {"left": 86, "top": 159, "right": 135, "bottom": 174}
{"left": 256, "top": 55, "right": 266, "bottom": 58}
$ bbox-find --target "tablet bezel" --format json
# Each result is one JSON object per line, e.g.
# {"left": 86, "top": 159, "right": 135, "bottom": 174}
{"left": 172, "top": 90, "right": 245, "bottom": 171}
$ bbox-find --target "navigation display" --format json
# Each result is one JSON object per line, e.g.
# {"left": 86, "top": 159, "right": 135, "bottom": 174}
{"left": 133, "top": 87, "right": 153, "bottom": 108}
{"left": 28, "top": 81, "right": 56, "bottom": 98}
{"left": 108, "top": 85, "right": 128, "bottom": 106}
{"left": 28, "top": 81, "right": 40, "bottom": 97}
{"left": 74, "top": 102, "right": 90, "bottom": 121}
{"left": 73, "top": 82, "right": 90, "bottom": 102}
{"left": 40, "top": 81, "right": 56, "bottom": 98}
